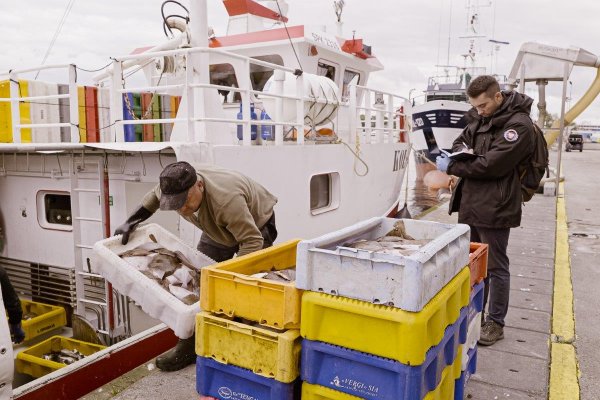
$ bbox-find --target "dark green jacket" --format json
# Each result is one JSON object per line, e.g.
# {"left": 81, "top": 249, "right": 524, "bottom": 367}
{"left": 448, "top": 91, "right": 534, "bottom": 228}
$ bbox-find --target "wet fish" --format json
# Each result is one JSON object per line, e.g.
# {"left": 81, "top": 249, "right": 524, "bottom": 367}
{"left": 118, "top": 240, "right": 200, "bottom": 305}
{"left": 385, "top": 220, "right": 415, "bottom": 240}
{"left": 249, "top": 267, "right": 296, "bottom": 283}
{"left": 42, "top": 349, "right": 85, "bottom": 365}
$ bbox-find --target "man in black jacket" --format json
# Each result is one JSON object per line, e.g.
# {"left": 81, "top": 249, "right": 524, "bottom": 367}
{"left": 436, "top": 75, "right": 534, "bottom": 346}
{"left": 1, "top": 266, "right": 25, "bottom": 343}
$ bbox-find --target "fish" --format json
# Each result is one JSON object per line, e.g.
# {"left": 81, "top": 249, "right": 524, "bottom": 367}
{"left": 385, "top": 220, "right": 415, "bottom": 240}
{"left": 42, "top": 349, "right": 86, "bottom": 365}
{"left": 118, "top": 239, "right": 201, "bottom": 305}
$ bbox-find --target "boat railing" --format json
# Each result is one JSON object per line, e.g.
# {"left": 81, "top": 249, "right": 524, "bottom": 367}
{"left": 0, "top": 64, "right": 80, "bottom": 144}
{"left": 1, "top": 46, "right": 411, "bottom": 147}
{"left": 349, "top": 84, "right": 410, "bottom": 144}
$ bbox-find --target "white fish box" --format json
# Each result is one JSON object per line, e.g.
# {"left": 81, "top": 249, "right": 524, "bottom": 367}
{"left": 296, "top": 217, "right": 470, "bottom": 312}
{"left": 92, "top": 223, "right": 215, "bottom": 338}
{"left": 463, "top": 311, "right": 482, "bottom": 370}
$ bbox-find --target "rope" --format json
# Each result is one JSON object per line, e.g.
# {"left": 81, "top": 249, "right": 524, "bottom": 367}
{"left": 35, "top": 0, "right": 76, "bottom": 80}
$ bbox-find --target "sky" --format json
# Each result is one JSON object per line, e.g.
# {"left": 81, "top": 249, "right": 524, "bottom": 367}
{"left": 1, "top": 0, "right": 599, "bottom": 124}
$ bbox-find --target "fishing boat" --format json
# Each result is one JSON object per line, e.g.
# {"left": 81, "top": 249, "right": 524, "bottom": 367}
{"left": 0, "top": 0, "right": 411, "bottom": 397}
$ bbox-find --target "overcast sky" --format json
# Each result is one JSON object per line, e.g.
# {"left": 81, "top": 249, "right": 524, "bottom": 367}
{"left": 1, "top": 0, "right": 599, "bottom": 123}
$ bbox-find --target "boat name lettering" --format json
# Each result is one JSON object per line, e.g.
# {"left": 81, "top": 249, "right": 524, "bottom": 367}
{"left": 311, "top": 33, "right": 340, "bottom": 50}
{"left": 393, "top": 149, "right": 409, "bottom": 172}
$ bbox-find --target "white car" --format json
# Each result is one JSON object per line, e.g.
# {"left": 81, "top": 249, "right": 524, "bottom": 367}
{"left": 590, "top": 133, "right": 600, "bottom": 143}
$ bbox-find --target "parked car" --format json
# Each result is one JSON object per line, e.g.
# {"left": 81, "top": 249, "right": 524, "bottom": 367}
{"left": 566, "top": 133, "right": 583, "bottom": 152}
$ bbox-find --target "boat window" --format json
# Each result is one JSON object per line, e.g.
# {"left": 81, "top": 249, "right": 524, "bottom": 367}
{"left": 310, "top": 172, "right": 340, "bottom": 215}
{"left": 426, "top": 94, "right": 468, "bottom": 102}
{"left": 342, "top": 69, "right": 360, "bottom": 100}
{"left": 36, "top": 191, "right": 72, "bottom": 231}
{"left": 250, "top": 55, "right": 284, "bottom": 92}
{"left": 209, "top": 63, "right": 240, "bottom": 103}
{"left": 317, "top": 62, "right": 337, "bottom": 81}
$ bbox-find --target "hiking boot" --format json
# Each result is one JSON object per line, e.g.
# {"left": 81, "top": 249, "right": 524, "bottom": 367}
{"left": 478, "top": 320, "right": 504, "bottom": 346}
{"left": 156, "top": 335, "right": 196, "bottom": 371}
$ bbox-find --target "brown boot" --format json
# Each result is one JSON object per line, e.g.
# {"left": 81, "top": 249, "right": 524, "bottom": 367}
{"left": 156, "top": 335, "right": 196, "bottom": 371}
{"left": 478, "top": 320, "right": 504, "bottom": 346}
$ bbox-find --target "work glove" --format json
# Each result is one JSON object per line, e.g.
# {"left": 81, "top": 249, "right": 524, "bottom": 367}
{"left": 10, "top": 322, "right": 25, "bottom": 344}
{"left": 436, "top": 154, "right": 451, "bottom": 173}
{"left": 114, "top": 205, "right": 154, "bottom": 245}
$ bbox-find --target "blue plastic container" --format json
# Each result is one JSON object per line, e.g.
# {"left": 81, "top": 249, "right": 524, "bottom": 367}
{"left": 261, "top": 110, "right": 274, "bottom": 140}
{"left": 468, "top": 281, "right": 484, "bottom": 325}
{"left": 301, "top": 307, "right": 467, "bottom": 400}
{"left": 196, "top": 356, "right": 299, "bottom": 400}
{"left": 454, "top": 346, "right": 477, "bottom": 400}
{"left": 236, "top": 103, "right": 257, "bottom": 140}
{"left": 122, "top": 93, "right": 136, "bottom": 142}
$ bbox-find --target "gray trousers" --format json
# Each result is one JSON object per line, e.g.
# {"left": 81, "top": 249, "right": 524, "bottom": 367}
{"left": 197, "top": 213, "right": 278, "bottom": 263}
{"left": 470, "top": 226, "right": 511, "bottom": 326}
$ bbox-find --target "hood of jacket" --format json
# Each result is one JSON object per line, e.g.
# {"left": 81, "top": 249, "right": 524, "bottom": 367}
{"left": 465, "top": 90, "right": 534, "bottom": 130}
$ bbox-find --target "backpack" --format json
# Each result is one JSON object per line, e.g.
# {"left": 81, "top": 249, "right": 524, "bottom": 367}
{"left": 518, "top": 122, "right": 549, "bottom": 202}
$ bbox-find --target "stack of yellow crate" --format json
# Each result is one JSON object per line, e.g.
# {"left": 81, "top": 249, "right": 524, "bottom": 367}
{"left": 196, "top": 240, "right": 304, "bottom": 400}
{"left": 296, "top": 217, "right": 472, "bottom": 399}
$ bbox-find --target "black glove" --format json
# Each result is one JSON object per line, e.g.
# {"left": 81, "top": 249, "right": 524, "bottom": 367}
{"left": 10, "top": 322, "right": 25, "bottom": 344}
{"left": 114, "top": 205, "right": 153, "bottom": 245}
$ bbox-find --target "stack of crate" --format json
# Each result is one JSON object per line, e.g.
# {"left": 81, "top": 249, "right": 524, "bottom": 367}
{"left": 296, "top": 217, "right": 472, "bottom": 399}
{"left": 195, "top": 240, "right": 304, "bottom": 400}
{"left": 454, "top": 243, "right": 488, "bottom": 399}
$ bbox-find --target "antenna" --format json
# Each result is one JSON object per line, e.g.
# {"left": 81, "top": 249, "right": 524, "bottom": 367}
{"left": 333, "top": 0, "right": 345, "bottom": 35}
{"left": 489, "top": 38, "right": 509, "bottom": 74}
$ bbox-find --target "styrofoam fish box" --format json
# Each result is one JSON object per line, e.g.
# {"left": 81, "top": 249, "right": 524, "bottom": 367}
{"left": 455, "top": 347, "right": 477, "bottom": 400}
{"left": 92, "top": 223, "right": 215, "bottom": 338}
{"left": 301, "top": 308, "right": 466, "bottom": 400}
{"left": 196, "top": 357, "right": 300, "bottom": 400}
{"left": 296, "top": 217, "right": 470, "bottom": 311}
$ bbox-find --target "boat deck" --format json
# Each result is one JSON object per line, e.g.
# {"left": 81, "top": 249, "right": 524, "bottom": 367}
{"left": 79, "top": 144, "right": 600, "bottom": 400}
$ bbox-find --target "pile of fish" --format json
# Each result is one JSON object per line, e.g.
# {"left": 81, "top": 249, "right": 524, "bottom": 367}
{"left": 119, "top": 235, "right": 200, "bottom": 305}
{"left": 342, "top": 220, "right": 432, "bottom": 256}
{"left": 249, "top": 267, "right": 296, "bottom": 283}
{"left": 42, "top": 348, "right": 85, "bottom": 365}
{"left": 22, "top": 312, "right": 38, "bottom": 321}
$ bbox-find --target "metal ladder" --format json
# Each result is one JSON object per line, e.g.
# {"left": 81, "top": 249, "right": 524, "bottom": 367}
{"left": 70, "top": 154, "right": 129, "bottom": 340}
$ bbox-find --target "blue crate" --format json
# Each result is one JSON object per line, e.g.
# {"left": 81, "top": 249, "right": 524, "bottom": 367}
{"left": 196, "top": 356, "right": 299, "bottom": 400}
{"left": 454, "top": 346, "right": 477, "bottom": 400}
{"left": 468, "top": 281, "right": 484, "bottom": 325}
{"left": 301, "top": 307, "right": 467, "bottom": 400}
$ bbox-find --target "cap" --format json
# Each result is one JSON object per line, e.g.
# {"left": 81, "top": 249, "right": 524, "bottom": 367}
{"left": 159, "top": 161, "right": 197, "bottom": 211}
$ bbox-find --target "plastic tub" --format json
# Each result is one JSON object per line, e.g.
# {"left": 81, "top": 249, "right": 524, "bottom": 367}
{"left": 200, "top": 240, "right": 302, "bottom": 330}
{"left": 19, "top": 299, "right": 67, "bottom": 342}
{"left": 15, "top": 336, "right": 106, "bottom": 378}
{"left": 469, "top": 242, "right": 488, "bottom": 287}
{"left": 92, "top": 223, "right": 215, "bottom": 338}
{"left": 301, "top": 267, "right": 470, "bottom": 365}
{"left": 196, "top": 357, "right": 300, "bottom": 400}
{"left": 301, "top": 308, "right": 466, "bottom": 399}
{"left": 195, "top": 312, "right": 301, "bottom": 383}
{"left": 296, "top": 217, "right": 470, "bottom": 311}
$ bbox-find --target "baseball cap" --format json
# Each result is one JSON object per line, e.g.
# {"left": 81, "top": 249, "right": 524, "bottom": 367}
{"left": 159, "top": 161, "right": 197, "bottom": 211}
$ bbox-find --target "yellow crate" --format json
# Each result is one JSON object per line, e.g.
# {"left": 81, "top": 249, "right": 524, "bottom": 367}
{"left": 200, "top": 240, "right": 302, "bottom": 330}
{"left": 195, "top": 312, "right": 301, "bottom": 383}
{"left": 15, "top": 336, "right": 106, "bottom": 378}
{"left": 301, "top": 346, "right": 463, "bottom": 400}
{"left": 19, "top": 299, "right": 67, "bottom": 342}
{"left": 0, "top": 79, "right": 32, "bottom": 143}
{"left": 301, "top": 267, "right": 470, "bottom": 365}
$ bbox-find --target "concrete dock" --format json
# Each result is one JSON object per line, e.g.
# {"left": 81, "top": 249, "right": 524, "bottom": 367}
{"left": 82, "top": 144, "right": 600, "bottom": 400}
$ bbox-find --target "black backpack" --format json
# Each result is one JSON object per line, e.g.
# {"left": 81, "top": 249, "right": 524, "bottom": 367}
{"left": 518, "top": 122, "right": 549, "bottom": 202}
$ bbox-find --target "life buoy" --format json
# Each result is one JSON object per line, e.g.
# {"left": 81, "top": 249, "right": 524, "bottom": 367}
{"left": 398, "top": 105, "right": 406, "bottom": 142}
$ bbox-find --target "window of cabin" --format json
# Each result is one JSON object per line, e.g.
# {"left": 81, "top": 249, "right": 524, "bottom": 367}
{"left": 250, "top": 55, "right": 284, "bottom": 91}
{"left": 342, "top": 69, "right": 361, "bottom": 101}
{"left": 317, "top": 62, "right": 337, "bottom": 81}
{"left": 209, "top": 63, "right": 240, "bottom": 103}
{"left": 36, "top": 191, "right": 72, "bottom": 231}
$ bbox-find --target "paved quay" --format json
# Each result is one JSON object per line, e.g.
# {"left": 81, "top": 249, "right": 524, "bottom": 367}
{"left": 83, "top": 145, "right": 600, "bottom": 400}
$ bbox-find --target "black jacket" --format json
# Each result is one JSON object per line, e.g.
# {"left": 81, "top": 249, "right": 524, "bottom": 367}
{"left": 447, "top": 91, "right": 534, "bottom": 228}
